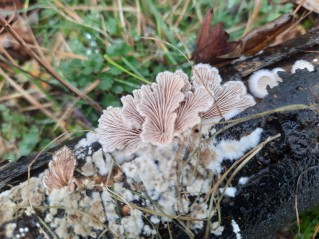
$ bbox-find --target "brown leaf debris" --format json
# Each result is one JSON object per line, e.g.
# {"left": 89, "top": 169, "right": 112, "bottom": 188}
{"left": 192, "top": 9, "right": 240, "bottom": 65}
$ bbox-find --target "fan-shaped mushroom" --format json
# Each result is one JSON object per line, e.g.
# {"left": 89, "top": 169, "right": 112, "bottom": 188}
{"left": 248, "top": 69, "right": 280, "bottom": 98}
{"left": 43, "top": 146, "right": 77, "bottom": 193}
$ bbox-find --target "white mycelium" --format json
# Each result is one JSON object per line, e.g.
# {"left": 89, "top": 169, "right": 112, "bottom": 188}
{"left": 231, "top": 219, "right": 242, "bottom": 239}
{"left": 219, "top": 187, "right": 237, "bottom": 197}
{"left": 238, "top": 177, "right": 249, "bottom": 185}
{"left": 0, "top": 64, "right": 267, "bottom": 239}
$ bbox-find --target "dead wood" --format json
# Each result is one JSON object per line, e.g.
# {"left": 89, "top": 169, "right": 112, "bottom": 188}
{"left": 0, "top": 31, "right": 318, "bottom": 239}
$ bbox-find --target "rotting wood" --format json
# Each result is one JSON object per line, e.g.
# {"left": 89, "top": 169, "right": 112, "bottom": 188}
{"left": 219, "top": 29, "right": 319, "bottom": 80}
{"left": 0, "top": 32, "right": 318, "bottom": 238}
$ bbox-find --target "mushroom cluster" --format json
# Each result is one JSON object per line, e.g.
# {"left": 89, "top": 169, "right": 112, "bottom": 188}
{"left": 97, "top": 64, "right": 255, "bottom": 155}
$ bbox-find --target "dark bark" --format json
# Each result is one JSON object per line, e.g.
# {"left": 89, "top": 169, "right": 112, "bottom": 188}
{"left": 218, "top": 69, "right": 319, "bottom": 239}
{"left": 0, "top": 31, "right": 319, "bottom": 239}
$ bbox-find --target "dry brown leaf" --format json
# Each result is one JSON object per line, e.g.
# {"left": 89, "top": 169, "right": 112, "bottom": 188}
{"left": 192, "top": 9, "right": 240, "bottom": 65}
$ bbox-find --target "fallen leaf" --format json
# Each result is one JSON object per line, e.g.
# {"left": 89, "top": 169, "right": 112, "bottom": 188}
{"left": 192, "top": 9, "right": 240, "bottom": 65}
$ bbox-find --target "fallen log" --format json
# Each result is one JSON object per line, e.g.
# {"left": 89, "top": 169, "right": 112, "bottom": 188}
{"left": 0, "top": 31, "right": 318, "bottom": 239}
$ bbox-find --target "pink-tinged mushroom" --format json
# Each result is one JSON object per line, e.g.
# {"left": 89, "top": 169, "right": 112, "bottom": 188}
{"left": 121, "top": 94, "right": 144, "bottom": 130}
{"left": 137, "top": 71, "right": 185, "bottom": 145}
{"left": 191, "top": 63, "right": 222, "bottom": 90}
{"left": 43, "top": 146, "right": 77, "bottom": 193}
{"left": 202, "top": 81, "right": 255, "bottom": 123}
{"left": 175, "top": 69, "right": 192, "bottom": 92}
{"left": 97, "top": 107, "right": 142, "bottom": 154}
{"left": 175, "top": 87, "right": 213, "bottom": 134}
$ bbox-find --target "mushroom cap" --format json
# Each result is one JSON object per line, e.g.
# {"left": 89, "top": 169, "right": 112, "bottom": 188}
{"left": 175, "top": 87, "right": 213, "bottom": 134}
{"left": 43, "top": 146, "right": 77, "bottom": 193}
{"left": 121, "top": 94, "right": 144, "bottom": 129}
{"left": 97, "top": 107, "right": 142, "bottom": 154}
{"left": 248, "top": 69, "right": 280, "bottom": 98}
{"left": 175, "top": 69, "right": 192, "bottom": 92}
{"left": 191, "top": 63, "right": 222, "bottom": 90}
{"left": 272, "top": 67, "right": 285, "bottom": 82}
{"left": 137, "top": 71, "right": 185, "bottom": 145}
{"left": 202, "top": 81, "right": 255, "bottom": 123}
{"left": 291, "top": 60, "right": 315, "bottom": 74}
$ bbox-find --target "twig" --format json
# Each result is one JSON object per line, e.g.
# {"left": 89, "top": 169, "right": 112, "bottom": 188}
{"left": 0, "top": 16, "right": 103, "bottom": 113}
{"left": 0, "top": 68, "right": 66, "bottom": 131}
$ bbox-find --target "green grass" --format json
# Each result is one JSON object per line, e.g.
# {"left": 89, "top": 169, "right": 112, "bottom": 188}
{"left": 293, "top": 207, "right": 319, "bottom": 239}
{"left": 2, "top": 0, "right": 317, "bottom": 237}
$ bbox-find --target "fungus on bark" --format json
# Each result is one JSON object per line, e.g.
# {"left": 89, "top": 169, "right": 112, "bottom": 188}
{"left": 248, "top": 69, "right": 280, "bottom": 98}
{"left": 43, "top": 146, "right": 77, "bottom": 193}
{"left": 121, "top": 93, "right": 144, "bottom": 130}
{"left": 291, "top": 60, "right": 315, "bottom": 74}
{"left": 137, "top": 71, "right": 185, "bottom": 145}
{"left": 96, "top": 64, "right": 256, "bottom": 154}
{"left": 175, "top": 87, "right": 213, "bottom": 134}
{"left": 190, "top": 64, "right": 255, "bottom": 124}
{"left": 97, "top": 107, "right": 142, "bottom": 154}
{"left": 202, "top": 81, "right": 255, "bottom": 123}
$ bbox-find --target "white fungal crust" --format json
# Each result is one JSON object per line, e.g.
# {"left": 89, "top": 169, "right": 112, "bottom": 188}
{"left": 137, "top": 72, "right": 185, "bottom": 145}
{"left": 248, "top": 69, "right": 280, "bottom": 98}
{"left": 215, "top": 128, "right": 263, "bottom": 161}
{"left": 175, "top": 87, "right": 213, "bottom": 134}
{"left": 97, "top": 107, "right": 142, "bottom": 154}
{"left": 231, "top": 219, "right": 242, "bottom": 239}
{"left": 43, "top": 146, "right": 77, "bottom": 193}
{"left": 291, "top": 60, "right": 315, "bottom": 74}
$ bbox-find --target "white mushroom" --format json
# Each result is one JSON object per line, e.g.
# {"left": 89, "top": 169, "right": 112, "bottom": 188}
{"left": 248, "top": 69, "right": 280, "bottom": 98}
{"left": 271, "top": 67, "right": 285, "bottom": 82}
{"left": 291, "top": 60, "right": 315, "bottom": 74}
